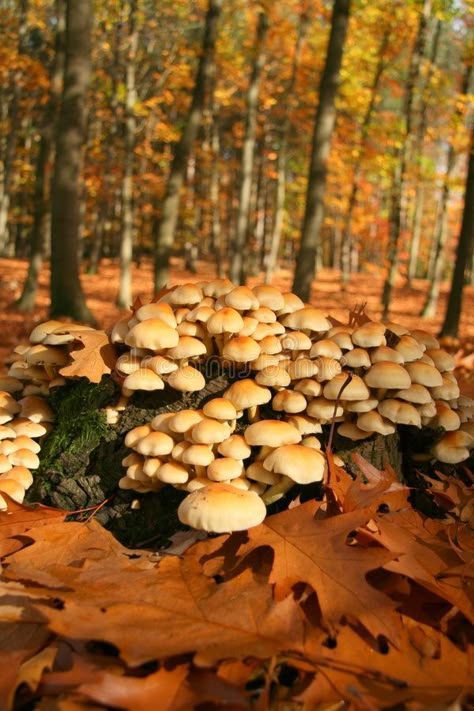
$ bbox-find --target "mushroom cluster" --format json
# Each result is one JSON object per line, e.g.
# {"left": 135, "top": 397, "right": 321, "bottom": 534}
{"left": 3, "top": 278, "right": 473, "bottom": 529}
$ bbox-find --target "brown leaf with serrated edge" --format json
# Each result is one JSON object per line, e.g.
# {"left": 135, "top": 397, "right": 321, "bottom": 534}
{"left": 3, "top": 520, "right": 306, "bottom": 667}
{"left": 344, "top": 452, "right": 411, "bottom": 513}
{"left": 0, "top": 495, "right": 69, "bottom": 557}
{"left": 59, "top": 330, "right": 117, "bottom": 382}
{"left": 222, "top": 500, "right": 401, "bottom": 644}
{"left": 294, "top": 615, "right": 472, "bottom": 709}
{"left": 365, "top": 509, "right": 474, "bottom": 623}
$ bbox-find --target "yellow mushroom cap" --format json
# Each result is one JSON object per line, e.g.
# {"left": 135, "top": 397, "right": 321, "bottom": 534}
{"left": 263, "top": 444, "right": 326, "bottom": 483}
{"left": 177, "top": 483, "right": 267, "bottom": 533}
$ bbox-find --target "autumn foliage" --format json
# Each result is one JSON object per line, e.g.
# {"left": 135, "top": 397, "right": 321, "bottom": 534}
{"left": 1, "top": 450, "right": 472, "bottom": 710}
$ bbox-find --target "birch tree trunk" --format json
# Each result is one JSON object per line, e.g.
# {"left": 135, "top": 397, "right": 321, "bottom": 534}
{"left": 117, "top": 0, "right": 138, "bottom": 309}
{"left": 49, "top": 0, "right": 95, "bottom": 324}
{"left": 292, "top": 0, "right": 351, "bottom": 302}
{"left": 229, "top": 11, "right": 268, "bottom": 285}
{"left": 153, "top": 0, "right": 221, "bottom": 293}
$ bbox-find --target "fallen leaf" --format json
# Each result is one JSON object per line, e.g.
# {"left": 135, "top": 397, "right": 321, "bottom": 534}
{"left": 225, "top": 501, "right": 401, "bottom": 643}
{"left": 59, "top": 331, "right": 117, "bottom": 382}
{"left": 7, "top": 646, "right": 58, "bottom": 711}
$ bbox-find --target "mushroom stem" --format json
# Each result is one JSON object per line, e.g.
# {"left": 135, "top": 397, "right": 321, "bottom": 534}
{"left": 261, "top": 475, "right": 295, "bottom": 505}
{"left": 247, "top": 405, "right": 260, "bottom": 423}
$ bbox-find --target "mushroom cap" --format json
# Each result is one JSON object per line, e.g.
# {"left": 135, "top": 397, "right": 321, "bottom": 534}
{"left": 272, "top": 389, "right": 307, "bottom": 413}
{"left": 264, "top": 444, "right": 326, "bottom": 483}
{"left": 306, "top": 397, "right": 344, "bottom": 421}
{"left": 19, "top": 396, "right": 55, "bottom": 422}
{"left": 247, "top": 306, "right": 277, "bottom": 324}
{"left": 142, "top": 355, "right": 178, "bottom": 375}
{"left": 258, "top": 335, "right": 282, "bottom": 355}
{"left": 370, "top": 346, "right": 405, "bottom": 364}
{"left": 246, "top": 460, "right": 281, "bottom": 485}
{"left": 225, "top": 286, "right": 259, "bottom": 311}
{"left": 202, "top": 278, "right": 234, "bottom": 298}
{"left": 432, "top": 430, "right": 472, "bottom": 464}
{"left": 281, "top": 307, "right": 331, "bottom": 332}
{"left": 429, "top": 402, "right": 461, "bottom": 432}
{"left": 255, "top": 366, "right": 291, "bottom": 389}
{"left": 363, "top": 361, "right": 411, "bottom": 390}
{"left": 287, "top": 358, "right": 319, "bottom": 380}
{"left": 286, "top": 413, "right": 323, "bottom": 435}
{"left": 377, "top": 399, "right": 422, "bottom": 427}
{"left": 125, "top": 319, "right": 179, "bottom": 350}
{"left": 207, "top": 457, "right": 244, "bottom": 481}
{"left": 337, "top": 422, "right": 372, "bottom": 440}
{"left": 223, "top": 379, "right": 272, "bottom": 411}
{"left": 244, "top": 419, "right": 302, "bottom": 446}
{"left": 217, "top": 434, "right": 252, "bottom": 459}
{"left": 280, "top": 331, "right": 312, "bottom": 352}
{"left": 170, "top": 283, "right": 203, "bottom": 305}
{"left": 135, "top": 302, "right": 177, "bottom": 328}
{"left": 29, "top": 320, "right": 65, "bottom": 344}
{"left": 190, "top": 418, "right": 232, "bottom": 444}
{"left": 323, "top": 373, "right": 370, "bottom": 401}
{"left": 293, "top": 378, "right": 322, "bottom": 397}
{"left": 342, "top": 348, "right": 371, "bottom": 368}
{"left": 167, "top": 335, "right": 207, "bottom": 361}
{"left": 252, "top": 284, "right": 285, "bottom": 310}
{"left": 9, "top": 448, "right": 40, "bottom": 469}
{"left": 410, "top": 329, "right": 440, "bottom": 349}
{"left": 202, "top": 398, "right": 238, "bottom": 422}
{"left": 395, "top": 335, "right": 425, "bottom": 362}
{"left": 393, "top": 383, "right": 433, "bottom": 405}
{"left": 223, "top": 336, "right": 260, "bottom": 363}
{"left": 277, "top": 292, "right": 305, "bottom": 315}
{"left": 182, "top": 444, "right": 215, "bottom": 466}
{"left": 424, "top": 348, "right": 455, "bottom": 372}
{"left": 167, "top": 366, "right": 206, "bottom": 392}
{"left": 351, "top": 322, "right": 386, "bottom": 348}
{"left": 404, "top": 362, "right": 443, "bottom": 387}
{"left": 1, "top": 466, "right": 33, "bottom": 489}
{"left": 177, "top": 483, "right": 267, "bottom": 532}
{"left": 157, "top": 461, "right": 190, "bottom": 484}
{"left": 314, "top": 356, "right": 342, "bottom": 383}
{"left": 206, "top": 307, "right": 244, "bottom": 335}
{"left": 310, "top": 339, "right": 343, "bottom": 360}
{"left": 134, "top": 431, "right": 175, "bottom": 456}
{"left": 25, "top": 344, "right": 69, "bottom": 367}
{"left": 123, "top": 368, "right": 165, "bottom": 391}
{"left": 0, "top": 477, "right": 25, "bottom": 503}
{"left": 357, "top": 410, "right": 396, "bottom": 435}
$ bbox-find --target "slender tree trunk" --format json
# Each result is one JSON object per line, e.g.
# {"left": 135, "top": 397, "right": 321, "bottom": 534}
{"left": 14, "top": 0, "right": 64, "bottom": 311}
{"left": 381, "top": 0, "right": 431, "bottom": 318}
{"left": 265, "top": 10, "right": 307, "bottom": 284}
{"left": 438, "top": 122, "right": 474, "bottom": 339}
{"left": 49, "top": 0, "right": 95, "bottom": 323}
{"left": 292, "top": 0, "right": 351, "bottom": 302}
{"left": 229, "top": 11, "right": 268, "bottom": 285}
{"left": 341, "top": 27, "right": 389, "bottom": 283}
{"left": 420, "top": 60, "right": 472, "bottom": 318}
{"left": 209, "top": 110, "right": 224, "bottom": 277}
{"left": 117, "top": 0, "right": 138, "bottom": 309}
{"left": 153, "top": 0, "right": 221, "bottom": 292}
{"left": 406, "top": 18, "right": 442, "bottom": 285}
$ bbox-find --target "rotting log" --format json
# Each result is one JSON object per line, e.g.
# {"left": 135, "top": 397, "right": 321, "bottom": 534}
{"left": 25, "top": 370, "right": 460, "bottom": 550}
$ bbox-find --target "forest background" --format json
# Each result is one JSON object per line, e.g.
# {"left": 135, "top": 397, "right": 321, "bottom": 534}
{"left": 0, "top": 0, "right": 473, "bottom": 355}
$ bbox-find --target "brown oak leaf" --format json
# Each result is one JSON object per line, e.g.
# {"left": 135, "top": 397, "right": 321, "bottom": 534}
{"left": 59, "top": 330, "right": 118, "bottom": 382}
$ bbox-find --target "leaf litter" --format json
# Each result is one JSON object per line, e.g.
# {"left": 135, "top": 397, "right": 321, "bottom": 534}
{"left": 0, "top": 454, "right": 472, "bottom": 710}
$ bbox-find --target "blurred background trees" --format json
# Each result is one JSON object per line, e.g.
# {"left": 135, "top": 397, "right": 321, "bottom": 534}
{"left": 0, "top": 0, "right": 472, "bottom": 331}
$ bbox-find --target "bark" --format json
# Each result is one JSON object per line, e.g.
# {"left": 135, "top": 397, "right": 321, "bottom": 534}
{"left": 406, "top": 18, "right": 442, "bottom": 285}
{"left": 49, "top": 0, "right": 95, "bottom": 324}
{"left": 420, "top": 60, "right": 472, "bottom": 318}
{"left": 265, "top": 11, "right": 307, "bottom": 284}
{"left": 341, "top": 27, "right": 390, "bottom": 283}
{"left": 153, "top": 0, "right": 222, "bottom": 293}
{"left": 209, "top": 111, "right": 225, "bottom": 277}
{"left": 438, "top": 121, "right": 474, "bottom": 339}
{"left": 117, "top": 0, "right": 138, "bottom": 309}
{"left": 381, "top": 0, "right": 431, "bottom": 319}
{"left": 292, "top": 0, "right": 351, "bottom": 303}
{"left": 229, "top": 11, "right": 269, "bottom": 285}
{"left": 14, "top": 0, "right": 65, "bottom": 312}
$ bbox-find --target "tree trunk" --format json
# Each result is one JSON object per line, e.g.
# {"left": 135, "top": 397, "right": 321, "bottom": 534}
{"left": 265, "top": 10, "right": 307, "bottom": 284}
{"left": 117, "top": 0, "right": 138, "bottom": 309}
{"left": 14, "top": 0, "right": 65, "bottom": 312}
{"left": 406, "top": 18, "right": 442, "bottom": 286}
{"left": 292, "top": 0, "right": 351, "bottom": 303}
{"left": 420, "top": 60, "right": 472, "bottom": 318}
{"left": 381, "top": 0, "right": 431, "bottom": 319}
{"left": 153, "top": 0, "right": 222, "bottom": 293}
{"left": 341, "top": 27, "right": 389, "bottom": 283}
{"left": 49, "top": 0, "right": 95, "bottom": 324}
{"left": 438, "top": 122, "right": 474, "bottom": 339}
{"left": 229, "top": 11, "right": 269, "bottom": 285}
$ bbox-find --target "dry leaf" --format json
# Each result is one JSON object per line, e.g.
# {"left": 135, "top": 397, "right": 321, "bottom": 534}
{"left": 59, "top": 331, "right": 117, "bottom": 382}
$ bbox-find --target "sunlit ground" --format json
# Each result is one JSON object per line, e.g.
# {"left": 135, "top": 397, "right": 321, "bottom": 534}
{"left": 1, "top": 256, "right": 473, "bottom": 392}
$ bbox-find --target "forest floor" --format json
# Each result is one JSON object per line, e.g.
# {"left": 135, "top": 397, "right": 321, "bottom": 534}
{"left": 0, "top": 256, "right": 473, "bottom": 392}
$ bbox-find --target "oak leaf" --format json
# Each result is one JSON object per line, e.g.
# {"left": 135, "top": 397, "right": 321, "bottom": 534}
{"left": 59, "top": 330, "right": 118, "bottom": 382}
{"left": 225, "top": 500, "right": 401, "bottom": 643}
